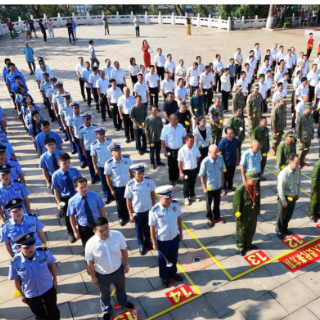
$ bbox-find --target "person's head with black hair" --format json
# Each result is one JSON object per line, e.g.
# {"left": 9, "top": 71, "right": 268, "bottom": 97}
{"left": 4, "top": 58, "right": 11, "bottom": 66}
{"left": 93, "top": 217, "right": 110, "bottom": 240}
{"left": 89, "top": 40, "right": 94, "bottom": 45}
{"left": 44, "top": 138, "right": 56, "bottom": 153}
{"left": 58, "top": 153, "right": 71, "bottom": 171}
{"left": 40, "top": 120, "right": 50, "bottom": 135}
{"left": 31, "top": 111, "right": 42, "bottom": 137}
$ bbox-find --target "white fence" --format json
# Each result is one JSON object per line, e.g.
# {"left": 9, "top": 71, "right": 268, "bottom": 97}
{"left": 0, "top": 11, "right": 303, "bottom": 36}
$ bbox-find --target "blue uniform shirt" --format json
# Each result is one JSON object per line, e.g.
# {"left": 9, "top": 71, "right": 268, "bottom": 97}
{"left": 90, "top": 139, "right": 113, "bottom": 168}
{"left": 40, "top": 81, "right": 52, "bottom": 98}
{"left": 51, "top": 167, "right": 82, "bottom": 197}
{"left": 35, "top": 131, "right": 63, "bottom": 155}
{"left": 240, "top": 149, "right": 262, "bottom": 174}
{"left": 28, "top": 122, "right": 42, "bottom": 137}
{"left": 58, "top": 104, "right": 73, "bottom": 119}
{"left": 124, "top": 176, "right": 156, "bottom": 213}
{"left": 20, "top": 103, "right": 40, "bottom": 117}
{"left": 25, "top": 112, "right": 45, "bottom": 126}
{"left": 1, "top": 214, "right": 44, "bottom": 255}
{"left": 67, "top": 191, "right": 104, "bottom": 227}
{"left": 6, "top": 71, "right": 26, "bottom": 91}
{"left": 2, "top": 66, "right": 9, "bottom": 81}
{"left": 8, "top": 247, "right": 56, "bottom": 298}
{"left": 198, "top": 155, "right": 226, "bottom": 191}
{"left": 48, "top": 87, "right": 57, "bottom": 99}
{"left": 39, "top": 150, "right": 65, "bottom": 176}
{"left": 52, "top": 91, "right": 73, "bottom": 110}
{"left": 104, "top": 156, "right": 133, "bottom": 187}
{"left": 66, "top": 114, "right": 84, "bottom": 139}
{"left": 0, "top": 140, "right": 15, "bottom": 159}
{"left": 0, "top": 159, "right": 23, "bottom": 181}
{"left": 218, "top": 137, "right": 239, "bottom": 167}
{"left": 78, "top": 124, "right": 98, "bottom": 151}
{"left": 11, "top": 82, "right": 29, "bottom": 94}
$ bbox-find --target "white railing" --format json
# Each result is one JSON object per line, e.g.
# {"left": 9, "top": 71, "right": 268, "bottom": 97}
{"left": 0, "top": 11, "right": 304, "bottom": 37}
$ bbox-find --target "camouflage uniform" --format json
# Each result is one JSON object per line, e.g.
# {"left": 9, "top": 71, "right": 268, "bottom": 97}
{"left": 209, "top": 105, "right": 223, "bottom": 145}
{"left": 296, "top": 112, "right": 314, "bottom": 163}
{"left": 246, "top": 90, "right": 263, "bottom": 137}
{"left": 232, "top": 91, "right": 245, "bottom": 113}
{"left": 228, "top": 115, "right": 245, "bottom": 156}
{"left": 276, "top": 140, "right": 296, "bottom": 173}
{"left": 251, "top": 126, "right": 270, "bottom": 174}
{"left": 270, "top": 103, "right": 287, "bottom": 151}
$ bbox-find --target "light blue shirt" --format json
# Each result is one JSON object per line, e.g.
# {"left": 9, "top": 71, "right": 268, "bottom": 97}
{"left": 104, "top": 156, "right": 133, "bottom": 187}
{"left": 40, "top": 81, "right": 52, "bottom": 98}
{"left": 58, "top": 104, "right": 73, "bottom": 119}
{"left": 149, "top": 200, "right": 182, "bottom": 241}
{"left": 8, "top": 247, "right": 56, "bottom": 298}
{"left": 48, "top": 87, "right": 57, "bottom": 99}
{"left": 67, "top": 191, "right": 104, "bottom": 227}
{"left": 78, "top": 124, "right": 98, "bottom": 150}
{"left": 52, "top": 91, "right": 73, "bottom": 110}
{"left": 66, "top": 113, "right": 84, "bottom": 139}
{"left": 23, "top": 47, "right": 34, "bottom": 62}
{"left": 6, "top": 71, "right": 26, "bottom": 91}
{"left": 90, "top": 139, "right": 113, "bottom": 168}
{"left": 198, "top": 155, "right": 226, "bottom": 191}
{"left": 35, "top": 131, "right": 63, "bottom": 155}
{"left": 51, "top": 167, "right": 82, "bottom": 197}
{"left": 1, "top": 214, "right": 44, "bottom": 254}
{"left": 240, "top": 149, "right": 262, "bottom": 173}
{"left": 0, "top": 140, "right": 15, "bottom": 160}
{"left": 124, "top": 177, "right": 156, "bottom": 213}
{"left": 0, "top": 159, "right": 23, "bottom": 181}
{"left": 39, "top": 150, "right": 64, "bottom": 176}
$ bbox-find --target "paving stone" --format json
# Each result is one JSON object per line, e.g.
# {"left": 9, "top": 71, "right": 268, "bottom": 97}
{"left": 282, "top": 307, "right": 319, "bottom": 320}
{"left": 306, "top": 297, "right": 320, "bottom": 318}
{"left": 298, "top": 264, "right": 320, "bottom": 296}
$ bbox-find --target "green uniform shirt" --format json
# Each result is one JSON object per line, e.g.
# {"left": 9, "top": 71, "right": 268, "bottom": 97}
{"left": 296, "top": 113, "right": 314, "bottom": 143}
{"left": 278, "top": 166, "right": 301, "bottom": 205}
{"left": 311, "top": 159, "right": 320, "bottom": 192}
{"left": 251, "top": 126, "right": 270, "bottom": 153}
{"left": 276, "top": 141, "right": 296, "bottom": 172}
{"left": 145, "top": 115, "right": 163, "bottom": 143}
{"left": 232, "top": 91, "right": 245, "bottom": 110}
{"left": 246, "top": 92, "right": 263, "bottom": 117}
{"left": 209, "top": 105, "right": 223, "bottom": 131}
{"left": 271, "top": 105, "right": 287, "bottom": 132}
{"left": 228, "top": 116, "right": 245, "bottom": 141}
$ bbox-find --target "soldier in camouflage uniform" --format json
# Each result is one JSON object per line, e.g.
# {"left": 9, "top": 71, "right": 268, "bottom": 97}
{"left": 233, "top": 171, "right": 260, "bottom": 256}
{"left": 232, "top": 84, "right": 245, "bottom": 113}
{"left": 270, "top": 96, "right": 287, "bottom": 156}
{"left": 251, "top": 117, "right": 269, "bottom": 178}
{"left": 276, "top": 131, "right": 296, "bottom": 173}
{"left": 228, "top": 108, "right": 245, "bottom": 156}
{"left": 308, "top": 159, "right": 320, "bottom": 223}
{"left": 246, "top": 83, "right": 263, "bottom": 139}
{"left": 296, "top": 103, "right": 314, "bottom": 166}
{"left": 209, "top": 97, "right": 223, "bottom": 145}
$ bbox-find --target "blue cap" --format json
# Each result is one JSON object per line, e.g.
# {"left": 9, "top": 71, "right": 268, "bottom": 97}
{"left": 0, "top": 164, "right": 12, "bottom": 173}
{"left": 0, "top": 145, "right": 7, "bottom": 153}
{"left": 13, "top": 232, "right": 36, "bottom": 247}
{"left": 54, "top": 81, "right": 63, "bottom": 88}
{"left": 155, "top": 185, "right": 173, "bottom": 198}
{"left": 81, "top": 112, "right": 92, "bottom": 119}
{"left": 130, "top": 163, "right": 145, "bottom": 172}
{"left": 42, "top": 72, "right": 49, "bottom": 76}
{"left": 4, "top": 198, "right": 24, "bottom": 211}
{"left": 50, "top": 76, "right": 57, "bottom": 82}
{"left": 94, "top": 127, "right": 106, "bottom": 134}
{"left": 107, "top": 142, "right": 121, "bottom": 152}
{"left": 70, "top": 102, "right": 80, "bottom": 108}
{"left": 62, "top": 93, "right": 71, "bottom": 99}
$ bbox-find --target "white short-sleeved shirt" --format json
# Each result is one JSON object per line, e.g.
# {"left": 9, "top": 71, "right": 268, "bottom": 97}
{"left": 133, "top": 81, "right": 149, "bottom": 103}
{"left": 213, "top": 60, "right": 224, "bottom": 72}
{"left": 237, "top": 78, "right": 248, "bottom": 93}
{"left": 270, "top": 48, "right": 278, "bottom": 60}
{"left": 259, "top": 65, "right": 271, "bottom": 76}
{"left": 154, "top": 54, "right": 166, "bottom": 67}
{"left": 176, "top": 65, "right": 187, "bottom": 81}
{"left": 104, "top": 156, "right": 133, "bottom": 187}
{"left": 199, "top": 72, "right": 214, "bottom": 89}
{"left": 96, "top": 78, "right": 110, "bottom": 94}
{"left": 295, "top": 85, "right": 309, "bottom": 100}
{"left": 160, "top": 123, "right": 186, "bottom": 149}
{"left": 307, "top": 71, "right": 319, "bottom": 87}
{"left": 295, "top": 102, "right": 305, "bottom": 119}
{"left": 258, "top": 82, "right": 268, "bottom": 99}
{"left": 274, "top": 71, "right": 284, "bottom": 84}
{"left": 234, "top": 53, "right": 243, "bottom": 64}
{"left": 174, "top": 86, "right": 188, "bottom": 100}
{"left": 293, "top": 77, "right": 302, "bottom": 90}
{"left": 128, "top": 64, "right": 139, "bottom": 76}
{"left": 253, "top": 48, "right": 261, "bottom": 61}
{"left": 85, "top": 231, "right": 127, "bottom": 275}
{"left": 103, "top": 66, "right": 113, "bottom": 80}
{"left": 160, "top": 79, "right": 175, "bottom": 94}
{"left": 187, "top": 67, "right": 200, "bottom": 86}
{"left": 89, "top": 73, "right": 100, "bottom": 88}
{"left": 117, "top": 95, "right": 135, "bottom": 114}
{"left": 177, "top": 144, "right": 201, "bottom": 170}
{"left": 265, "top": 77, "right": 272, "bottom": 90}
{"left": 145, "top": 72, "right": 159, "bottom": 88}
{"left": 315, "top": 83, "right": 320, "bottom": 98}
{"left": 75, "top": 63, "right": 86, "bottom": 76}
{"left": 110, "top": 68, "right": 125, "bottom": 85}
{"left": 284, "top": 55, "right": 294, "bottom": 69}
{"left": 197, "top": 63, "right": 205, "bottom": 74}
{"left": 276, "top": 51, "right": 286, "bottom": 61}
{"left": 164, "top": 60, "right": 176, "bottom": 73}
{"left": 272, "top": 90, "right": 286, "bottom": 106}
{"left": 107, "top": 87, "right": 123, "bottom": 104}
{"left": 81, "top": 69, "right": 93, "bottom": 88}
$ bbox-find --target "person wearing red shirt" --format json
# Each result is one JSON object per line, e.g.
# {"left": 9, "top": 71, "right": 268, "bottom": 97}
{"left": 307, "top": 33, "right": 314, "bottom": 59}
{"left": 6, "top": 19, "right": 14, "bottom": 39}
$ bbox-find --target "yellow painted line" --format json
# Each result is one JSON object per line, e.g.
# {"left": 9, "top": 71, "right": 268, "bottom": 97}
{"left": 177, "top": 262, "right": 202, "bottom": 296}
{"left": 182, "top": 222, "right": 234, "bottom": 281}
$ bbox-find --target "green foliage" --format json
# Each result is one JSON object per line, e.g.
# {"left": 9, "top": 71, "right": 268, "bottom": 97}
{"left": 90, "top": 5, "right": 143, "bottom": 16}
{"left": 216, "top": 5, "right": 269, "bottom": 19}
{"left": 191, "top": 5, "right": 216, "bottom": 17}
{"left": 283, "top": 21, "right": 292, "bottom": 28}
{"left": 277, "top": 21, "right": 284, "bottom": 28}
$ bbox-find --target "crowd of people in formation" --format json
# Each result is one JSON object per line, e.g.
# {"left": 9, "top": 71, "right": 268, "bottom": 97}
{"left": 2, "top": 26, "right": 320, "bottom": 320}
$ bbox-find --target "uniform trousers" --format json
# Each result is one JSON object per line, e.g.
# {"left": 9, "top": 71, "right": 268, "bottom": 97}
{"left": 74, "top": 137, "right": 87, "bottom": 166}
{"left": 60, "top": 196, "right": 74, "bottom": 236}
{"left": 215, "top": 74, "right": 221, "bottom": 92}
{"left": 134, "top": 128, "right": 147, "bottom": 152}
{"left": 223, "top": 165, "right": 236, "bottom": 190}
{"left": 189, "top": 85, "right": 199, "bottom": 98}
{"left": 65, "top": 128, "right": 76, "bottom": 152}
{"left": 78, "top": 77, "right": 85, "bottom": 100}
{"left": 149, "top": 87, "right": 159, "bottom": 107}
{"left": 122, "top": 114, "right": 134, "bottom": 140}
{"left": 235, "top": 65, "right": 242, "bottom": 80}
{"left": 276, "top": 197, "right": 297, "bottom": 232}
{"left": 236, "top": 214, "right": 258, "bottom": 249}
{"left": 156, "top": 66, "right": 165, "bottom": 80}
{"left": 85, "top": 87, "right": 92, "bottom": 106}
{"left": 157, "top": 235, "right": 179, "bottom": 280}
{"left": 100, "top": 94, "right": 111, "bottom": 120}
{"left": 297, "top": 140, "right": 311, "bottom": 162}
{"left": 85, "top": 150, "right": 100, "bottom": 181}
{"left": 134, "top": 210, "right": 152, "bottom": 248}
{"left": 202, "top": 88, "right": 213, "bottom": 114}
{"left": 111, "top": 103, "right": 122, "bottom": 130}
{"left": 206, "top": 188, "right": 221, "bottom": 221}
{"left": 221, "top": 90, "right": 230, "bottom": 111}
{"left": 150, "top": 140, "right": 161, "bottom": 165}
{"left": 117, "top": 84, "right": 125, "bottom": 92}
{"left": 95, "top": 265, "right": 127, "bottom": 315}
{"left": 261, "top": 154, "right": 267, "bottom": 175}
{"left": 166, "top": 147, "right": 180, "bottom": 182}
{"left": 211, "top": 129, "right": 223, "bottom": 146}
{"left": 90, "top": 58, "right": 100, "bottom": 68}
{"left": 113, "top": 186, "right": 129, "bottom": 220}
{"left": 92, "top": 88, "right": 100, "bottom": 110}
{"left": 182, "top": 168, "right": 198, "bottom": 198}
{"left": 98, "top": 167, "right": 114, "bottom": 201}
{"left": 44, "top": 97, "right": 56, "bottom": 121}
{"left": 309, "top": 191, "right": 320, "bottom": 217}
{"left": 68, "top": 29, "right": 75, "bottom": 43}
{"left": 78, "top": 224, "right": 94, "bottom": 248}
{"left": 270, "top": 131, "right": 284, "bottom": 150}
{"left": 309, "top": 85, "right": 315, "bottom": 103}
{"left": 287, "top": 68, "right": 293, "bottom": 83}
{"left": 26, "top": 286, "right": 60, "bottom": 320}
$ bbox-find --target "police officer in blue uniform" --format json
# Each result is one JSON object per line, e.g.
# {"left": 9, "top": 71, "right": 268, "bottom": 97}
{"left": 149, "top": 185, "right": 183, "bottom": 288}
{"left": 1, "top": 198, "right": 46, "bottom": 257}
{"left": 105, "top": 143, "right": 133, "bottom": 226}
{"left": 66, "top": 102, "right": 87, "bottom": 168}
{"left": 8, "top": 232, "right": 60, "bottom": 320}
{"left": 47, "top": 76, "right": 58, "bottom": 122}
{"left": 79, "top": 112, "right": 99, "bottom": 184}
{"left": 52, "top": 153, "right": 82, "bottom": 243}
{"left": 124, "top": 163, "right": 156, "bottom": 255}
{"left": 91, "top": 127, "right": 114, "bottom": 204}
{"left": 40, "top": 73, "right": 56, "bottom": 121}
{"left": 0, "top": 164, "right": 31, "bottom": 222}
{"left": 0, "top": 138, "right": 16, "bottom": 160}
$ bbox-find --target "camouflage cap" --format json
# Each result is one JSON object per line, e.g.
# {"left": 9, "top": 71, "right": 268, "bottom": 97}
{"left": 235, "top": 84, "right": 242, "bottom": 90}
{"left": 245, "top": 171, "right": 260, "bottom": 180}
{"left": 284, "top": 130, "right": 296, "bottom": 138}
{"left": 253, "top": 83, "right": 259, "bottom": 89}
{"left": 305, "top": 102, "right": 312, "bottom": 109}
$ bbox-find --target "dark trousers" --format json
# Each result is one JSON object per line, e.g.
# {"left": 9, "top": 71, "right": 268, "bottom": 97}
{"left": 85, "top": 150, "right": 99, "bottom": 181}
{"left": 276, "top": 197, "right": 297, "bottom": 232}
{"left": 41, "top": 31, "right": 47, "bottom": 42}
{"left": 91, "top": 58, "right": 100, "bottom": 68}
{"left": 114, "top": 186, "right": 129, "bottom": 220}
{"left": 134, "top": 210, "right": 152, "bottom": 248}
{"left": 157, "top": 235, "right": 179, "bottom": 280}
{"left": 68, "top": 29, "right": 75, "bottom": 43}
{"left": 307, "top": 48, "right": 312, "bottom": 59}
{"left": 60, "top": 196, "right": 74, "bottom": 236}
{"left": 78, "top": 224, "right": 94, "bottom": 248}
{"left": 223, "top": 165, "right": 236, "bottom": 190}
{"left": 79, "top": 78, "right": 85, "bottom": 99}
{"left": 44, "top": 97, "right": 56, "bottom": 121}
{"left": 206, "top": 188, "right": 221, "bottom": 220}
{"left": 27, "top": 61, "right": 36, "bottom": 73}
{"left": 134, "top": 128, "right": 147, "bottom": 152}
{"left": 182, "top": 168, "right": 198, "bottom": 198}
{"left": 135, "top": 26, "right": 140, "bottom": 37}
{"left": 123, "top": 114, "right": 134, "bottom": 140}
{"left": 74, "top": 137, "right": 86, "bottom": 166}
{"left": 189, "top": 85, "right": 199, "bottom": 97}
{"left": 215, "top": 74, "right": 221, "bottom": 92}
{"left": 100, "top": 94, "right": 111, "bottom": 120}
{"left": 66, "top": 129, "right": 76, "bottom": 152}
{"left": 203, "top": 88, "right": 213, "bottom": 114}
{"left": 85, "top": 87, "right": 92, "bottom": 106}
{"left": 149, "top": 87, "right": 159, "bottom": 107}
{"left": 26, "top": 286, "right": 60, "bottom": 320}
{"left": 235, "top": 65, "right": 242, "bottom": 80}
{"left": 309, "top": 85, "right": 315, "bottom": 102}
{"left": 198, "top": 147, "right": 208, "bottom": 172}
{"left": 117, "top": 84, "right": 125, "bottom": 92}
{"left": 167, "top": 147, "right": 180, "bottom": 182}
{"left": 221, "top": 90, "right": 230, "bottom": 111}
{"left": 92, "top": 88, "right": 100, "bottom": 110}
{"left": 111, "top": 104, "right": 122, "bottom": 129}
{"left": 95, "top": 265, "right": 127, "bottom": 315}
{"left": 150, "top": 140, "right": 161, "bottom": 165}
{"left": 287, "top": 68, "right": 293, "bottom": 83}
{"left": 230, "top": 77, "right": 235, "bottom": 90}
{"left": 98, "top": 167, "right": 114, "bottom": 200}
{"left": 157, "top": 66, "right": 165, "bottom": 80}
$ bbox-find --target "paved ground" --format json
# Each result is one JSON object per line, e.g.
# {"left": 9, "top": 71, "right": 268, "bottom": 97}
{"left": 1, "top": 23, "right": 320, "bottom": 320}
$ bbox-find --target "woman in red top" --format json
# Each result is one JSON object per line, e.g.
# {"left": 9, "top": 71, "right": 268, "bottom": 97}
{"left": 141, "top": 40, "right": 151, "bottom": 70}
{"left": 306, "top": 32, "right": 314, "bottom": 59}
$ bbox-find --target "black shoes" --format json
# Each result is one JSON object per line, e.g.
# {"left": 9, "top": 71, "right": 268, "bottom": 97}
{"left": 228, "top": 187, "right": 236, "bottom": 191}
{"left": 158, "top": 162, "right": 166, "bottom": 166}
{"left": 91, "top": 178, "right": 99, "bottom": 184}
{"left": 119, "top": 219, "right": 128, "bottom": 227}
{"left": 71, "top": 149, "right": 77, "bottom": 155}
{"left": 153, "top": 164, "right": 157, "bottom": 170}
{"left": 276, "top": 232, "right": 286, "bottom": 240}
{"left": 238, "top": 248, "right": 246, "bottom": 256}
{"left": 103, "top": 314, "right": 111, "bottom": 320}
{"left": 246, "top": 244, "right": 258, "bottom": 250}
{"left": 69, "top": 235, "right": 76, "bottom": 243}
{"left": 139, "top": 247, "right": 146, "bottom": 255}
{"left": 171, "top": 274, "right": 183, "bottom": 281}
{"left": 162, "top": 279, "right": 169, "bottom": 288}
{"left": 80, "top": 163, "right": 87, "bottom": 169}
{"left": 124, "top": 302, "right": 134, "bottom": 310}
{"left": 284, "top": 229, "right": 293, "bottom": 236}
{"left": 310, "top": 216, "right": 318, "bottom": 223}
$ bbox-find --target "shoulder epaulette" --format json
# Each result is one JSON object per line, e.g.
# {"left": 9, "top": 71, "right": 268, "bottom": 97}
{"left": 92, "top": 141, "right": 98, "bottom": 145}
{"left": 36, "top": 247, "right": 48, "bottom": 251}
{"left": 79, "top": 125, "right": 85, "bottom": 130}
{"left": 123, "top": 155, "right": 130, "bottom": 158}
{"left": 144, "top": 176, "right": 151, "bottom": 179}
{"left": 9, "top": 255, "right": 19, "bottom": 265}
{"left": 127, "top": 180, "right": 134, "bottom": 186}
{"left": 2, "top": 220, "right": 10, "bottom": 226}
{"left": 107, "top": 158, "right": 113, "bottom": 163}
{"left": 152, "top": 204, "right": 159, "bottom": 212}
{"left": 27, "top": 213, "right": 38, "bottom": 217}
{"left": 172, "top": 200, "right": 178, "bottom": 203}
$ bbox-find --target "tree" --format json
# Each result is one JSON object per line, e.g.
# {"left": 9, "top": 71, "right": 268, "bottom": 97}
{"left": 215, "top": 5, "right": 269, "bottom": 19}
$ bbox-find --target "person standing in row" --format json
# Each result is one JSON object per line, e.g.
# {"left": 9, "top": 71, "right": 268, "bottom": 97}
{"left": 193, "top": 116, "right": 210, "bottom": 165}
{"left": 75, "top": 57, "right": 86, "bottom": 101}
{"left": 107, "top": 79, "right": 123, "bottom": 131}
{"left": 199, "top": 65, "right": 214, "bottom": 114}
{"left": 154, "top": 48, "right": 166, "bottom": 81}
{"left": 163, "top": 92, "right": 178, "bottom": 124}
{"left": 227, "top": 108, "right": 245, "bottom": 156}
{"left": 81, "top": 61, "right": 93, "bottom": 108}
{"left": 221, "top": 68, "right": 231, "bottom": 112}
{"left": 89, "top": 66, "right": 101, "bottom": 113}
{"left": 111, "top": 62, "right": 126, "bottom": 91}
{"left": 145, "top": 65, "right": 160, "bottom": 108}
{"left": 88, "top": 40, "right": 99, "bottom": 68}
{"left": 308, "top": 159, "right": 320, "bottom": 223}
{"left": 232, "top": 84, "right": 245, "bottom": 113}
{"left": 276, "top": 131, "right": 297, "bottom": 173}
{"left": 209, "top": 97, "right": 223, "bottom": 146}
{"left": 96, "top": 70, "right": 110, "bottom": 122}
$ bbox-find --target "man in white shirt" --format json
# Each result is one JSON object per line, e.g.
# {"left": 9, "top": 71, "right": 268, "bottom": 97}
{"left": 164, "top": 54, "right": 176, "bottom": 81}
{"left": 270, "top": 43, "right": 278, "bottom": 72}
{"left": 81, "top": 61, "right": 93, "bottom": 107}
{"left": 314, "top": 53, "right": 320, "bottom": 71}
{"left": 274, "top": 65, "right": 285, "bottom": 84}
{"left": 295, "top": 94, "right": 309, "bottom": 125}
{"left": 75, "top": 56, "right": 86, "bottom": 101}
{"left": 177, "top": 134, "right": 201, "bottom": 205}
{"left": 103, "top": 59, "right": 113, "bottom": 80}
{"left": 107, "top": 79, "right": 123, "bottom": 131}
{"left": 199, "top": 65, "right": 214, "bottom": 113}
{"left": 234, "top": 48, "right": 243, "bottom": 80}
{"left": 111, "top": 61, "right": 126, "bottom": 91}
{"left": 96, "top": 70, "right": 111, "bottom": 121}
{"left": 187, "top": 62, "right": 200, "bottom": 97}
{"left": 145, "top": 65, "right": 160, "bottom": 108}
{"left": 220, "top": 68, "right": 231, "bottom": 112}
{"left": 307, "top": 64, "right": 319, "bottom": 103}
{"left": 89, "top": 66, "right": 101, "bottom": 112}
{"left": 291, "top": 46, "right": 297, "bottom": 71}
{"left": 85, "top": 216, "right": 134, "bottom": 320}
{"left": 295, "top": 77, "right": 309, "bottom": 107}
{"left": 253, "top": 43, "right": 261, "bottom": 78}
{"left": 314, "top": 79, "right": 320, "bottom": 106}
{"left": 160, "top": 114, "right": 186, "bottom": 185}
{"left": 259, "top": 59, "right": 271, "bottom": 76}
{"left": 258, "top": 74, "right": 268, "bottom": 112}
{"left": 284, "top": 49, "right": 294, "bottom": 83}
{"left": 174, "top": 78, "right": 188, "bottom": 103}
{"left": 213, "top": 54, "right": 224, "bottom": 93}
{"left": 196, "top": 56, "right": 205, "bottom": 74}
{"left": 175, "top": 59, "right": 187, "bottom": 84}
{"left": 154, "top": 48, "right": 166, "bottom": 80}
{"left": 88, "top": 40, "right": 99, "bottom": 68}
{"left": 265, "top": 70, "right": 273, "bottom": 101}
{"left": 272, "top": 82, "right": 286, "bottom": 108}
{"left": 160, "top": 72, "right": 175, "bottom": 100}
{"left": 276, "top": 45, "right": 286, "bottom": 64}
{"left": 133, "top": 73, "right": 149, "bottom": 107}
{"left": 237, "top": 70, "right": 249, "bottom": 98}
